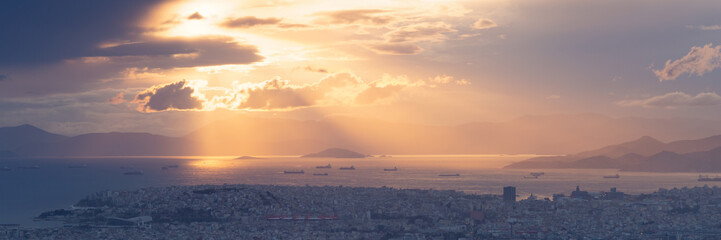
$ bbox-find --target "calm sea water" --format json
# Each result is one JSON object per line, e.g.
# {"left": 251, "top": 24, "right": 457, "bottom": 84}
{"left": 0, "top": 155, "right": 718, "bottom": 226}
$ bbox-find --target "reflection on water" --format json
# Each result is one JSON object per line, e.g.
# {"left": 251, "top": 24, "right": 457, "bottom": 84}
{"left": 1, "top": 155, "right": 720, "bottom": 226}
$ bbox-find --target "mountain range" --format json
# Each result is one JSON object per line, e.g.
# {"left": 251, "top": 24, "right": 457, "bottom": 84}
{"left": 505, "top": 134, "right": 721, "bottom": 172}
{"left": 3, "top": 114, "right": 721, "bottom": 157}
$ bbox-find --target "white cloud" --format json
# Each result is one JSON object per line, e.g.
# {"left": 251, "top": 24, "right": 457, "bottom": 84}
{"left": 618, "top": 92, "right": 721, "bottom": 108}
{"left": 652, "top": 44, "right": 721, "bottom": 81}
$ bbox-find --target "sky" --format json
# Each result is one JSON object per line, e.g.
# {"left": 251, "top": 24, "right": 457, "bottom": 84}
{"left": 1, "top": 0, "right": 721, "bottom": 136}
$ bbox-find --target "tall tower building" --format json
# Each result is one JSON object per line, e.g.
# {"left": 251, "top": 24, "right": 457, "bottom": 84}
{"left": 503, "top": 186, "right": 516, "bottom": 202}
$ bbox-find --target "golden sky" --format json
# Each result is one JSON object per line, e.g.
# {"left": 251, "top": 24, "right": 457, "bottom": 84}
{"left": 1, "top": 0, "right": 721, "bottom": 135}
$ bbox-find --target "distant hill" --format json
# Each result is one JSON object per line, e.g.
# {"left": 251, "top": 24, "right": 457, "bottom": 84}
{"left": 235, "top": 156, "right": 264, "bottom": 159}
{"left": 0, "top": 124, "right": 68, "bottom": 151}
{"left": 13, "top": 132, "right": 198, "bottom": 157}
{"left": 4, "top": 114, "right": 721, "bottom": 157}
{"left": 301, "top": 148, "right": 366, "bottom": 158}
{"left": 505, "top": 134, "right": 721, "bottom": 172}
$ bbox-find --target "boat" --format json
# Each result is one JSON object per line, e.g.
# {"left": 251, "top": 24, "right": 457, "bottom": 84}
{"left": 284, "top": 170, "right": 305, "bottom": 174}
{"left": 316, "top": 164, "right": 331, "bottom": 169}
{"left": 523, "top": 176, "right": 538, "bottom": 179}
{"left": 530, "top": 172, "right": 545, "bottom": 177}
{"left": 698, "top": 175, "right": 721, "bottom": 182}
{"left": 339, "top": 166, "right": 355, "bottom": 170}
{"left": 162, "top": 165, "right": 179, "bottom": 170}
{"left": 603, "top": 174, "right": 620, "bottom": 179}
{"left": 438, "top": 174, "right": 460, "bottom": 177}
{"left": 19, "top": 165, "right": 40, "bottom": 169}
{"left": 313, "top": 173, "right": 328, "bottom": 176}
{"left": 384, "top": 167, "right": 398, "bottom": 171}
{"left": 123, "top": 171, "right": 144, "bottom": 175}
{"left": 68, "top": 164, "right": 88, "bottom": 169}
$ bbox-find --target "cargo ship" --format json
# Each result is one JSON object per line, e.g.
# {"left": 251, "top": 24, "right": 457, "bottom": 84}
{"left": 339, "top": 166, "right": 355, "bottom": 170}
{"left": 313, "top": 173, "right": 328, "bottom": 176}
{"left": 284, "top": 170, "right": 305, "bottom": 174}
{"left": 384, "top": 167, "right": 398, "bottom": 171}
{"left": 698, "top": 175, "right": 721, "bottom": 181}
{"left": 530, "top": 172, "right": 545, "bottom": 177}
{"left": 438, "top": 173, "right": 460, "bottom": 177}
{"left": 603, "top": 174, "right": 620, "bottom": 179}
{"left": 123, "top": 171, "right": 143, "bottom": 175}
{"left": 316, "top": 164, "right": 331, "bottom": 169}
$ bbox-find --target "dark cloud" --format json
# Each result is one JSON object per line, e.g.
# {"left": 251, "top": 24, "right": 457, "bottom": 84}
{"left": 365, "top": 43, "right": 423, "bottom": 55}
{"left": 187, "top": 12, "right": 204, "bottom": 20}
{"left": 221, "top": 16, "right": 283, "bottom": 28}
{"left": 94, "top": 37, "right": 263, "bottom": 68}
{"left": 0, "top": 0, "right": 167, "bottom": 67}
{"left": 313, "top": 9, "right": 394, "bottom": 26}
{"left": 135, "top": 80, "right": 205, "bottom": 112}
{"left": 0, "top": 74, "right": 7, "bottom": 81}
{"left": 302, "top": 66, "right": 329, "bottom": 73}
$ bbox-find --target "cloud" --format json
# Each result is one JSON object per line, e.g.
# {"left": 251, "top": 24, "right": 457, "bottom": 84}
{"left": 0, "top": 0, "right": 167, "bottom": 67}
{"left": 686, "top": 25, "right": 721, "bottom": 31}
{"left": 472, "top": 18, "right": 498, "bottom": 29}
{"left": 429, "top": 75, "right": 471, "bottom": 85}
{"left": 92, "top": 37, "right": 263, "bottom": 68}
{"left": 0, "top": 74, "right": 7, "bottom": 82}
{"left": 355, "top": 75, "right": 421, "bottom": 104}
{"left": 301, "top": 66, "right": 329, "bottom": 73}
{"left": 385, "top": 22, "right": 456, "bottom": 43}
{"left": 365, "top": 43, "right": 424, "bottom": 55}
{"left": 133, "top": 72, "right": 462, "bottom": 112}
{"left": 618, "top": 92, "right": 721, "bottom": 108}
{"left": 313, "top": 9, "right": 394, "bottom": 26}
{"left": 652, "top": 44, "right": 721, "bottom": 81}
{"left": 221, "top": 16, "right": 283, "bottom": 28}
{"left": 134, "top": 80, "right": 205, "bottom": 112}
{"left": 187, "top": 12, "right": 204, "bottom": 20}
{"left": 225, "top": 73, "right": 364, "bottom": 110}
{"left": 109, "top": 92, "right": 126, "bottom": 104}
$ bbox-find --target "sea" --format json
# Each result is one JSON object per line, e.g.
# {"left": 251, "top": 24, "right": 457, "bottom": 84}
{"left": 1, "top": 155, "right": 718, "bottom": 227}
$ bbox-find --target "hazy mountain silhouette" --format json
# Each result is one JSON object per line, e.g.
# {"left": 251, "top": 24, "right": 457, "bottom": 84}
{"left": 5, "top": 114, "right": 721, "bottom": 157}
{"left": 13, "top": 132, "right": 197, "bottom": 156}
{"left": 301, "top": 148, "right": 366, "bottom": 158}
{"left": 506, "top": 134, "right": 721, "bottom": 172}
{"left": 0, "top": 124, "right": 67, "bottom": 151}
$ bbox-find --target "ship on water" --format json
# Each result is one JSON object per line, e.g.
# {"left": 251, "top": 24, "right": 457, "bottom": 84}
{"left": 316, "top": 164, "right": 331, "bottom": 169}
{"left": 123, "top": 171, "right": 143, "bottom": 175}
{"left": 384, "top": 167, "right": 398, "bottom": 171}
{"left": 339, "top": 166, "right": 355, "bottom": 170}
{"left": 438, "top": 173, "right": 460, "bottom": 177}
{"left": 530, "top": 172, "right": 545, "bottom": 177}
{"left": 603, "top": 174, "right": 620, "bottom": 179}
{"left": 698, "top": 175, "right": 721, "bottom": 182}
{"left": 284, "top": 170, "right": 305, "bottom": 174}
{"left": 313, "top": 173, "right": 328, "bottom": 176}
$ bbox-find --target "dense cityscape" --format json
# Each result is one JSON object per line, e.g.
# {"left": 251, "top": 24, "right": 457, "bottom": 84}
{"left": 2, "top": 183, "right": 720, "bottom": 239}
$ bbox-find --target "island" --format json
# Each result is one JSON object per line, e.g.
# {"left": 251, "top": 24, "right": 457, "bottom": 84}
{"left": 301, "top": 148, "right": 366, "bottom": 158}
